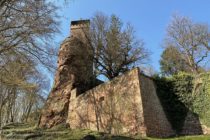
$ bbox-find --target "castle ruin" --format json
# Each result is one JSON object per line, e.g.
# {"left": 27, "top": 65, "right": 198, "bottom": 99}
{"left": 39, "top": 20, "right": 206, "bottom": 137}
{"left": 67, "top": 68, "right": 175, "bottom": 137}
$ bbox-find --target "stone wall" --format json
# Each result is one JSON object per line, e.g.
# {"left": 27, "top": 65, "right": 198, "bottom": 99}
{"left": 180, "top": 112, "right": 203, "bottom": 135}
{"left": 138, "top": 75, "right": 175, "bottom": 137}
{"left": 67, "top": 68, "right": 175, "bottom": 137}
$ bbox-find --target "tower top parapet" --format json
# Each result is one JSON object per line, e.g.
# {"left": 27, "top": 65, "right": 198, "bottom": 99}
{"left": 71, "top": 20, "right": 90, "bottom": 26}
{"left": 70, "top": 20, "right": 90, "bottom": 35}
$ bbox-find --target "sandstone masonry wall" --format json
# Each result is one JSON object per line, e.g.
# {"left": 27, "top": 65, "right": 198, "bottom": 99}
{"left": 67, "top": 68, "right": 175, "bottom": 137}
{"left": 138, "top": 75, "right": 175, "bottom": 137}
{"left": 180, "top": 112, "right": 203, "bottom": 135}
{"left": 67, "top": 68, "right": 144, "bottom": 135}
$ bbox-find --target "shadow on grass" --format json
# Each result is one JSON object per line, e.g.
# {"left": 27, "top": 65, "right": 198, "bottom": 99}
{"left": 110, "top": 136, "right": 136, "bottom": 140}
{"left": 81, "top": 134, "right": 140, "bottom": 140}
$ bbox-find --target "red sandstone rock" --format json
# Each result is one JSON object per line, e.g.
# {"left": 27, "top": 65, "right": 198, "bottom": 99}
{"left": 39, "top": 20, "right": 93, "bottom": 128}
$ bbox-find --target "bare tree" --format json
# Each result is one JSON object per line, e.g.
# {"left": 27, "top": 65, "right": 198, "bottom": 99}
{"left": 0, "top": 0, "right": 71, "bottom": 127}
{"left": 0, "top": 52, "right": 48, "bottom": 126}
{"left": 165, "top": 15, "right": 210, "bottom": 74}
{"left": 87, "top": 12, "right": 149, "bottom": 80}
{"left": 0, "top": 0, "right": 59, "bottom": 71}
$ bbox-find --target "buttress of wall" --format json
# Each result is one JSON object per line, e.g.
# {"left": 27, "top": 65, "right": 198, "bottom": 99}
{"left": 67, "top": 68, "right": 145, "bottom": 135}
{"left": 138, "top": 74, "right": 175, "bottom": 137}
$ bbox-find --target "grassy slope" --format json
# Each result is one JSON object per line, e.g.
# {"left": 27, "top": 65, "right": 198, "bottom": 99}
{"left": 1, "top": 123, "right": 210, "bottom": 140}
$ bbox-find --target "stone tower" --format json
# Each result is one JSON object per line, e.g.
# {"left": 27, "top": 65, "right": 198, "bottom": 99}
{"left": 55, "top": 19, "right": 93, "bottom": 93}
{"left": 39, "top": 20, "right": 93, "bottom": 128}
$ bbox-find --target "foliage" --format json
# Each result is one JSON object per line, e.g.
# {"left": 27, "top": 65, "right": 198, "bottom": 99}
{"left": 160, "top": 46, "right": 190, "bottom": 76}
{"left": 172, "top": 72, "right": 210, "bottom": 127}
{"left": 0, "top": 54, "right": 48, "bottom": 127}
{"left": 172, "top": 72, "right": 194, "bottom": 109}
{"left": 192, "top": 72, "right": 210, "bottom": 126}
{"left": 154, "top": 72, "right": 210, "bottom": 133}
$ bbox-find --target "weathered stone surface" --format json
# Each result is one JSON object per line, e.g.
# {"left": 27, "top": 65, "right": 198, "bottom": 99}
{"left": 202, "top": 125, "right": 210, "bottom": 135}
{"left": 39, "top": 20, "right": 93, "bottom": 128}
{"left": 180, "top": 112, "right": 203, "bottom": 135}
{"left": 39, "top": 84, "right": 73, "bottom": 128}
{"left": 67, "top": 68, "right": 175, "bottom": 138}
{"left": 138, "top": 74, "right": 176, "bottom": 137}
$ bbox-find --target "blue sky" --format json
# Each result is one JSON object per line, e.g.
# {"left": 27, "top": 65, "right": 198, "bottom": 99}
{"left": 55, "top": 0, "right": 210, "bottom": 72}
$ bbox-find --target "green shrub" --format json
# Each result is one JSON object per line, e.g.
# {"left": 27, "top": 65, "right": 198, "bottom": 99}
{"left": 154, "top": 72, "right": 210, "bottom": 133}
{"left": 172, "top": 72, "right": 194, "bottom": 109}
{"left": 192, "top": 72, "right": 210, "bottom": 127}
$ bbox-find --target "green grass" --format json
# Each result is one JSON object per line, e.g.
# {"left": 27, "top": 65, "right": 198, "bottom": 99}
{"left": 1, "top": 123, "right": 210, "bottom": 140}
{"left": 148, "top": 136, "right": 210, "bottom": 140}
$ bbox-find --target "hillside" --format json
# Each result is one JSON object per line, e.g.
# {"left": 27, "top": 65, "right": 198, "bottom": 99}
{"left": 1, "top": 123, "right": 210, "bottom": 140}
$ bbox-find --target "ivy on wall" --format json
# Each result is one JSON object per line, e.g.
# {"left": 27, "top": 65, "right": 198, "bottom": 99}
{"left": 154, "top": 72, "right": 210, "bottom": 133}
{"left": 193, "top": 73, "right": 210, "bottom": 127}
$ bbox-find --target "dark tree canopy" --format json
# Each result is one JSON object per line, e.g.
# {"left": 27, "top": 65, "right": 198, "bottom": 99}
{"left": 160, "top": 46, "right": 191, "bottom": 76}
